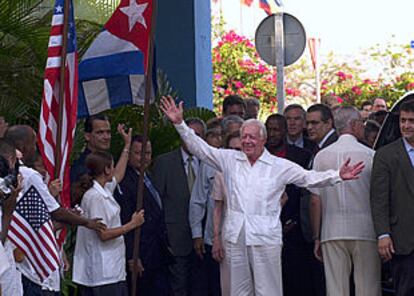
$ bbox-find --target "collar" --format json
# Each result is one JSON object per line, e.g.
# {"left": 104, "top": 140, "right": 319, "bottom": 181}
{"left": 287, "top": 134, "right": 304, "bottom": 146}
{"left": 403, "top": 138, "right": 414, "bottom": 153}
{"left": 181, "top": 147, "right": 196, "bottom": 163}
{"left": 92, "top": 179, "right": 111, "bottom": 199}
{"left": 319, "top": 129, "right": 336, "bottom": 148}
{"left": 235, "top": 148, "right": 273, "bottom": 165}
{"left": 337, "top": 133, "right": 358, "bottom": 143}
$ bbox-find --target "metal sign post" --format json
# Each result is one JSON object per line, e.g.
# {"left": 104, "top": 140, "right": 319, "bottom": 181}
{"left": 274, "top": 13, "right": 285, "bottom": 114}
{"left": 255, "top": 13, "right": 306, "bottom": 113}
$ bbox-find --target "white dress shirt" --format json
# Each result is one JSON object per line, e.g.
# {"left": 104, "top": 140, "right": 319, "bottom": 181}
{"left": 311, "top": 134, "right": 376, "bottom": 242}
{"left": 73, "top": 178, "right": 126, "bottom": 287}
{"left": 175, "top": 122, "right": 342, "bottom": 246}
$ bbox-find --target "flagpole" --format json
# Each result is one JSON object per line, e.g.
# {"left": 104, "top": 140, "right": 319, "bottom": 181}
{"left": 55, "top": 0, "right": 70, "bottom": 181}
{"left": 131, "top": 0, "right": 157, "bottom": 294}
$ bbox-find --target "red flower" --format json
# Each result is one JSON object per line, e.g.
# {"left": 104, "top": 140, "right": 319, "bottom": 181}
{"left": 351, "top": 86, "right": 362, "bottom": 95}
{"left": 234, "top": 81, "right": 244, "bottom": 89}
{"left": 406, "top": 82, "right": 414, "bottom": 90}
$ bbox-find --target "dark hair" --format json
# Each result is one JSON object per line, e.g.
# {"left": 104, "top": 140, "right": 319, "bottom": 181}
{"left": 364, "top": 120, "right": 380, "bottom": 138}
{"left": 185, "top": 117, "right": 207, "bottom": 135}
{"left": 400, "top": 99, "right": 414, "bottom": 113}
{"left": 225, "top": 131, "right": 241, "bottom": 148}
{"left": 73, "top": 151, "right": 113, "bottom": 205}
{"left": 369, "top": 110, "right": 388, "bottom": 125}
{"left": 4, "top": 125, "right": 33, "bottom": 154}
{"left": 84, "top": 114, "right": 110, "bottom": 133}
{"left": 222, "top": 95, "right": 245, "bottom": 114}
{"left": 307, "top": 104, "right": 334, "bottom": 123}
{"left": 265, "top": 114, "right": 287, "bottom": 130}
{"left": 284, "top": 104, "right": 305, "bottom": 116}
{"left": 206, "top": 117, "right": 222, "bottom": 131}
{"left": 361, "top": 100, "right": 373, "bottom": 109}
{"left": 0, "top": 139, "right": 16, "bottom": 162}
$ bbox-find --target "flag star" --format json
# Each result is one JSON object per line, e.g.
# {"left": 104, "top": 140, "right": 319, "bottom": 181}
{"left": 55, "top": 5, "right": 63, "bottom": 13}
{"left": 120, "top": 0, "right": 148, "bottom": 31}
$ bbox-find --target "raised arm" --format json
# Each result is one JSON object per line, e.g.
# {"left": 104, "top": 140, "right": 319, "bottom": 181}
{"left": 160, "top": 96, "right": 226, "bottom": 171}
{"left": 114, "top": 124, "right": 132, "bottom": 183}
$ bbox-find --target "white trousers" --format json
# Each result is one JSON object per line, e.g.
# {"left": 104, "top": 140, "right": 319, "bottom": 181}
{"left": 321, "top": 240, "right": 381, "bottom": 296}
{"left": 222, "top": 230, "right": 282, "bottom": 296}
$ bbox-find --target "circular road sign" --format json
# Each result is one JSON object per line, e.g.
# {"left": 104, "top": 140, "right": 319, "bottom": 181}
{"left": 255, "top": 13, "right": 306, "bottom": 66}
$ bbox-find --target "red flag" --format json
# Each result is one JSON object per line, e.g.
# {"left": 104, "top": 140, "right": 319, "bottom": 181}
{"left": 308, "top": 38, "right": 321, "bottom": 70}
{"left": 241, "top": 0, "right": 254, "bottom": 6}
{"left": 37, "top": 0, "right": 78, "bottom": 215}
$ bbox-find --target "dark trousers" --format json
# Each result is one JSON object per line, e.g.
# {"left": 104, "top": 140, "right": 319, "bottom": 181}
{"left": 282, "top": 241, "right": 326, "bottom": 296}
{"left": 22, "top": 276, "right": 60, "bottom": 296}
{"left": 78, "top": 281, "right": 128, "bottom": 296}
{"left": 169, "top": 252, "right": 195, "bottom": 296}
{"left": 127, "top": 266, "right": 172, "bottom": 296}
{"left": 191, "top": 244, "right": 221, "bottom": 296}
{"left": 392, "top": 251, "right": 414, "bottom": 296}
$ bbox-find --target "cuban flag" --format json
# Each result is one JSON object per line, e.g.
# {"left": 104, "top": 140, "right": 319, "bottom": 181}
{"left": 78, "top": 0, "right": 154, "bottom": 118}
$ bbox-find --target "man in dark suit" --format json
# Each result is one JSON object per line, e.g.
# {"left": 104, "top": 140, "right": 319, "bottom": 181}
{"left": 371, "top": 99, "right": 414, "bottom": 296}
{"left": 265, "top": 114, "right": 322, "bottom": 296}
{"left": 306, "top": 104, "right": 338, "bottom": 153}
{"left": 284, "top": 104, "right": 317, "bottom": 153}
{"left": 152, "top": 118, "right": 206, "bottom": 296}
{"left": 115, "top": 135, "right": 174, "bottom": 296}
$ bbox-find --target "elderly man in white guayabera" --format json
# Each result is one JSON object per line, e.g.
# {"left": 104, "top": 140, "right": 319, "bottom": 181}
{"left": 160, "top": 96, "right": 365, "bottom": 296}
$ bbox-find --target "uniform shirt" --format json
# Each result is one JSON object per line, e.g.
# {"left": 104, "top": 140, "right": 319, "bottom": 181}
{"left": 311, "top": 134, "right": 376, "bottom": 242}
{"left": 16, "top": 166, "right": 60, "bottom": 291}
{"left": 175, "top": 122, "right": 341, "bottom": 246}
{"left": 73, "top": 178, "right": 126, "bottom": 287}
{"left": 188, "top": 162, "right": 216, "bottom": 245}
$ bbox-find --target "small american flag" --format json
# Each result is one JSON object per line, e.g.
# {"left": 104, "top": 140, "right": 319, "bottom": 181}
{"left": 38, "top": 0, "right": 78, "bottom": 212}
{"left": 8, "top": 186, "right": 60, "bottom": 281}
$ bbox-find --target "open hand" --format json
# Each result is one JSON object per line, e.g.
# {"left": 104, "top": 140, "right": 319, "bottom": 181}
{"left": 117, "top": 124, "right": 132, "bottom": 147}
{"left": 160, "top": 96, "right": 183, "bottom": 125}
{"left": 339, "top": 158, "right": 364, "bottom": 180}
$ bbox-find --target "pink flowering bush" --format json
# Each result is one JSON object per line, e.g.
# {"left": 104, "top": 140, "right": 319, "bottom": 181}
{"left": 212, "top": 30, "right": 301, "bottom": 115}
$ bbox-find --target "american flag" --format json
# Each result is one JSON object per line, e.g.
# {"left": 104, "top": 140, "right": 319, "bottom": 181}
{"left": 38, "top": 0, "right": 78, "bottom": 212}
{"left": 8, "top": 186, "right": 60, "bottom": 281}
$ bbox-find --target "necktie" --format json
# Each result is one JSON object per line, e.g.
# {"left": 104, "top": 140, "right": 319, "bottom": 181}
{"left": 187, "top": 155, "right": 195, "bottom": 192}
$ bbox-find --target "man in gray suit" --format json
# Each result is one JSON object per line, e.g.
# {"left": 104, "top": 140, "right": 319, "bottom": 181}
{"left": 371, "top": 99, "right": 414, "bottom": 296}
{"left": 152, "top": 118, "right": 206, "bottom": 296}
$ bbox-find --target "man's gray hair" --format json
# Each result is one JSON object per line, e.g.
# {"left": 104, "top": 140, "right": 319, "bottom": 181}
{"left": 245, "top": 97, "right": 260, "bottom": 108}
{"left": 241, "top": 119, "right": 267, "bottom": 140}
{"left": 221, "top": 115, "right": 244, "bottom": 134}
{"left": 333, "top": 106, "right": 361, "bottom": 134}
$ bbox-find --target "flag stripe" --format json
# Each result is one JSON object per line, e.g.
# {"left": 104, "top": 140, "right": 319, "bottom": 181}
{"left": 12, "top": 215, "right": 59, "bottom": 269}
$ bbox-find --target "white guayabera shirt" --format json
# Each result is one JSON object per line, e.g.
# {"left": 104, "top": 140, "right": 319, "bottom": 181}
{"left": 311, "top": 134, "right": 376, "bottom": 242}
{"left": 175, "top": 122, "right": 342, "bottom": 246}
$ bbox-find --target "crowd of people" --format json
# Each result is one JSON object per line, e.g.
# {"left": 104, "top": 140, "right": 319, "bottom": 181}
{"left": 0, "top": 93, "right": 413, "bottom": 296}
